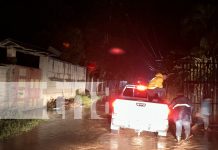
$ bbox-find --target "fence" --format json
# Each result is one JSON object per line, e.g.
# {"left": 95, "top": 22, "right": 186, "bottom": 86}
{"left": 181, "top": 57, "right": 218, "bottom": 117}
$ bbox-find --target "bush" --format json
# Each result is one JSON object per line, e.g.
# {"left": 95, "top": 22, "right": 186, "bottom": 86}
{"left": 81, "top": 95, "right": 92, "bottom": 107}
{"left": 0, "top": 119, "right": 43, "bottom": 139}
{"left": 74, "top": 89, "right": 92, "bottom": 107}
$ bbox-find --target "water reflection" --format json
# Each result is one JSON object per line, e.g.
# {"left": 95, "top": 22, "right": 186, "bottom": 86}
{"left": 1, "top": 108, "right": 218, "bottom": 150}
{"left": 131, "top": 136, "right": 144, "bottom": 146}
{"left": 109, "top": 136, "right": 119, "bottom": 149}
{"left": 157, "top": 137, "right": 167, "bottom": 149}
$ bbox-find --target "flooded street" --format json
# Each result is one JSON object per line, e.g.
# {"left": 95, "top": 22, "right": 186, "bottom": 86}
{"left": 1, "top": 107, "right": 218, "bottom": 150}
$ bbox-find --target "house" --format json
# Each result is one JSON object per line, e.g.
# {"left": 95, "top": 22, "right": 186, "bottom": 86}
{"left": 0, "top": 38, "right": 86, "bottom": 113}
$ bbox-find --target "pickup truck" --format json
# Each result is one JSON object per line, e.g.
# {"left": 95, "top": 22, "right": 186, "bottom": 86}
{"left": 110, "top": 84, "right": 170, "bottom": 136}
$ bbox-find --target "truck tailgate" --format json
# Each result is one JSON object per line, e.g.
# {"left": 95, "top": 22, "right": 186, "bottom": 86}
{"left": 112, "top": 99, "right": 169, "bottom": 129}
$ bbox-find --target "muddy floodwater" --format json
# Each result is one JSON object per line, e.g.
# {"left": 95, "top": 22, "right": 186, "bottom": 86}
{"left": 1, "top": 107, "right": 218, "bottom": 150}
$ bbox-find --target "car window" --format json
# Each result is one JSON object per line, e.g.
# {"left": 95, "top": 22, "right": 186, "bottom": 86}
{"left": 123, "top": 88, "right": 133, "bottom": 97}
{"left": 134, "top": 89, "right": 148, "bottom": 98}
{"left": 123, "top": 87, "right": 148, "bottom": 98}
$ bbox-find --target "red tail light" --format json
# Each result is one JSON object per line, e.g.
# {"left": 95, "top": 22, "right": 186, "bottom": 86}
{"left": 112, "top": 99, "right": 117, "bottom": 108}
{"left": 109, "top": 98, "right": 116, "bottom": 113}
{"left": 112, "top": 99, "right": 119, "bottom": 113}
{"left": 166, "top": 107, "right": 170, "bottom": 115}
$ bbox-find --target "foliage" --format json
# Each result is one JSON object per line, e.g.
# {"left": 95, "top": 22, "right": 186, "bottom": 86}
{"left": 0, "top": 119, "right": 43, "bottom": 139}
{"left": 74, "top": 94, "right": 92, "bottom": 108}
{"left": 47, "top": 97, "right": 75, "bottom": 110}
{"left": 181, "top": 2, "right": 218, "bottom": 56}
{"left": 75, "top": 89, "right": 92, "bottom": 107}
{"left": 162, "top": 2, "right": 218, "bottom": 96}
{"left": 47, "top": 98, "right": 57, "bottom": 110}
{"left": 75, "top": 89, "right": 102, "bottom": 108}
{"left": 81, "top": 95, "right": 92, "bottom": 108}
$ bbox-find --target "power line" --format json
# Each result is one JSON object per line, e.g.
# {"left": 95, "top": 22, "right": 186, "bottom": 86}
{"left": 151, "top": 27, "right": 163, "bottom": 58}
{"left": 124, "top": 13, "right": 158, "bottom": 70}
{"left": 106, "top": 1, "right": 160, "bottom": 71}
{"left": 145, "top": 37, "right": 158, "bottom": 58}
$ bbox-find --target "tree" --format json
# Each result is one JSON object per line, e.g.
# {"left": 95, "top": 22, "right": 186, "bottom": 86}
{"left": 181, "top": 3, "right": 218, "bottom": 57}
{"left": 163, "top": 2, "right": 218, "bottom": 99}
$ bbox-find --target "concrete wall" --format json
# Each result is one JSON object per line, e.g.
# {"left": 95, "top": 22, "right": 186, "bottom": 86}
{"left": 0, "top": 56, "right": 87, "bottom": 110}
{"left": 0, "top": 65, "right": 44, "bottom": 111}
{"left": 0, "top": 65, "right": 8, "bottom": 82}
{"left": 40, "top": 57, "right": 86, "bottom": 102}
{"left": 0, "top": 66, "right": 9, "bottom": 111}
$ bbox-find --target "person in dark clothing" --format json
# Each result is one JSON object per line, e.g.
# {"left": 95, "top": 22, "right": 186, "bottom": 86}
{"left": 169, "top": 92, "right": 192, "bottom": 142}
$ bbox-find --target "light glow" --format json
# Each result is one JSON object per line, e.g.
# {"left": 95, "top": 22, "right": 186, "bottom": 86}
{"left": 109, "top": 47, "right": 125, "bottom": 55}
{"left": 62, "top": 42, "right": 70, "bottom": 48}
{"left": 136, "top": 85, "right": 147, "bottom": 91}
{"left": 112, "top": 99, "right": 117, "bottom": 108}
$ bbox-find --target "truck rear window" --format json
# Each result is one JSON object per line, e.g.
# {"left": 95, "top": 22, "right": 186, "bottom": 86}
{"left": 123, "top": 88, "right": 133, "bottom": 97}
{"left": 123, "top": 88, "right": 148, "bottom": 98}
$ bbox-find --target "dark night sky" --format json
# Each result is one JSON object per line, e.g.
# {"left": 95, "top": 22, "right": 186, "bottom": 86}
{"left": 0, "top": 0, "right": 215, "bottom": 82}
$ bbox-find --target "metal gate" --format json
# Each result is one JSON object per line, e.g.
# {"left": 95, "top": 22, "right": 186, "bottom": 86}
{"left": 181, "top": 57, "right": 218, "bottom": 118}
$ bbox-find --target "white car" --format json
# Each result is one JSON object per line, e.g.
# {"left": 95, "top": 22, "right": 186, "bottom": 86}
{"left": 110, "top": 84, "right": 169, "bottom": 136}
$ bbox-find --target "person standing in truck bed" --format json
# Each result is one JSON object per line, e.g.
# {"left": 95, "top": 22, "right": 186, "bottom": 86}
{"left": 147, "top": 73, "right": 167, "bottom": 99}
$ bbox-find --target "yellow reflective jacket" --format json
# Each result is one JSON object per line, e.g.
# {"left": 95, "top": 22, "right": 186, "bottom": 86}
{"left": 147, "top": 73, "right": 164, "bottom": 89}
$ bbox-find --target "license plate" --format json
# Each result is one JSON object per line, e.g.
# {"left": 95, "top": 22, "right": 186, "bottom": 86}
{"left": 136, "top": 103, "right": 146, "bottom": 107}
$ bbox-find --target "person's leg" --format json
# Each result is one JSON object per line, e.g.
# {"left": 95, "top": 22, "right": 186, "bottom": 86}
{"left": 183, "top": 120, "right": 191, "bottom": 140}
{"left": 175, "top": 120, "right": 182, "bottom": 142}
{"left": 155, "top": 88, "right": 166, "bottom": 98}
{"left": 147, "top": 89, "right": 155, "bottom": 101}
{"left": 202, "top": 115, "right": 209, "bottom": 130}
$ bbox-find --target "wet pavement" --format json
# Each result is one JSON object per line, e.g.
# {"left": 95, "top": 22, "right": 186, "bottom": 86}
{"left": 1, "top": 106, "right": 218, "bottom": 150}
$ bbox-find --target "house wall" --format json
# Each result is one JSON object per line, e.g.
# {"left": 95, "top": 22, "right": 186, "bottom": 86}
{"left": 0, "top": 65, "right": 44, "bottom": 111}
{"left": 0, "top": 66, "right": 9, "bottom": 111}
{"left": 40, "top": 57, "right": 86, "bottom": 102}
{"left": 0, "top": 57, "right": 87, "bottom": 111}
{"left": 0, "top": 48, "right": 87, "bottom": 111}
{"left": 0, "top": 65, "right": 8, "bottom": 81}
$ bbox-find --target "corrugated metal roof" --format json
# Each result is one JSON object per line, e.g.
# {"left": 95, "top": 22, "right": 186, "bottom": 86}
{"left": 0, "top": 38, "right": 60, "bottom": 57}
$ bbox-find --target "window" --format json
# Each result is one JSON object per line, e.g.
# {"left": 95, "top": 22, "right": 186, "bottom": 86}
{"left": 0, "top": 48, "right": 7, "bottom": 63}
{"left": 123, "top": 87, "right": 148, "bottom": 98}
{"left": 123, "top": 88, "right": 133, "bottom": 97}
{"left": 134, "top": 89, "right": 148, "bottom": 98}
{"left": 16, "top": 52, "right": 39, "bottom": 68}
